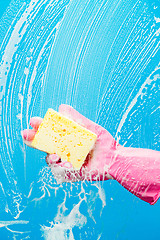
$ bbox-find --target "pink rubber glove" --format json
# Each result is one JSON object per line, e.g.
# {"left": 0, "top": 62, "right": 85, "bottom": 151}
{"left": 22, "top": 104, "right": 160, "bottom": 205}
{"left": 108, "top": 145, "right": 160, "bottom": 205}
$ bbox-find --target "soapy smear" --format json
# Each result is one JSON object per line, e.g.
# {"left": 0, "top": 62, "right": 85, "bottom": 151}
{"left": 31, "top": 167, "right": 106, "bottom": 239}
{"left": 0, "top": 0, "right": 70, "bottom": 219}
{"left": 0, "top": 0, "right": 160, "bottom": 239}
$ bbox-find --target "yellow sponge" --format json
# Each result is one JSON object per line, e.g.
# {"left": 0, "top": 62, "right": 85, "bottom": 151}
{"left": 31, "top": 108, "right": 97, "bottom": 170}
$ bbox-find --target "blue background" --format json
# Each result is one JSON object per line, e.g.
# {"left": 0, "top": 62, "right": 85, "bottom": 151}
{"left": 0, "top": 0, "right": 160, "bottom": 239}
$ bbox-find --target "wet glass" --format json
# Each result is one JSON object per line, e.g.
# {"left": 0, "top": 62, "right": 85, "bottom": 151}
{"left": 0, "top": 0, "right": 160, "bottom": 239}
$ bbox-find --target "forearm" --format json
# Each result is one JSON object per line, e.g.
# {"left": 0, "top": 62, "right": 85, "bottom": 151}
{"left": 108, "top": 145, "right": 160, "bottom": 204}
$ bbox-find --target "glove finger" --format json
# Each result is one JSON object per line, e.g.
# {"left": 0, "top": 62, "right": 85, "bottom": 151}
{"left": 21, "top": 129, "right": 36, "bottom": 141}
{"left": 29, "top": 117, "right": 43, "bottom": 130}
{"left": 46, "top": 153, "right": 61, "bottom": 165}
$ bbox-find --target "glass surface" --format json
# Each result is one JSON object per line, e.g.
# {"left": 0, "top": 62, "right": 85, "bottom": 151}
{"left": 0, "top": 0, "right": 160, "bottom": 239}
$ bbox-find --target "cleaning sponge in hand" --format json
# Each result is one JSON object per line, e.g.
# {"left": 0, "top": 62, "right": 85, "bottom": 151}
{"left": 31, "top": 108, "right": 97, "bottom": 170}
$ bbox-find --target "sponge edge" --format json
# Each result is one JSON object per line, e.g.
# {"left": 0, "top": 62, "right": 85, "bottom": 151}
{"left": 31, "top": 108, "right": 97, "bottom": 170}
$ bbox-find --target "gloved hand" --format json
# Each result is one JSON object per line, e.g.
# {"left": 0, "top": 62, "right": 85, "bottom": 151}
{"left": 22, "top": 104, "right": 115, "bottom": 183}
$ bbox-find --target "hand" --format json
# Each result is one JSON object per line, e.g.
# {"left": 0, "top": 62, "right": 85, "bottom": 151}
{"left": 22, "top": 105, "right": 116, "bottom": 183}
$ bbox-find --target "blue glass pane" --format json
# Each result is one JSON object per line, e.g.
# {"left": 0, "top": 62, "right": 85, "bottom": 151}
{"left": 0, "top": 0, "right": 160, "bottom": 239}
